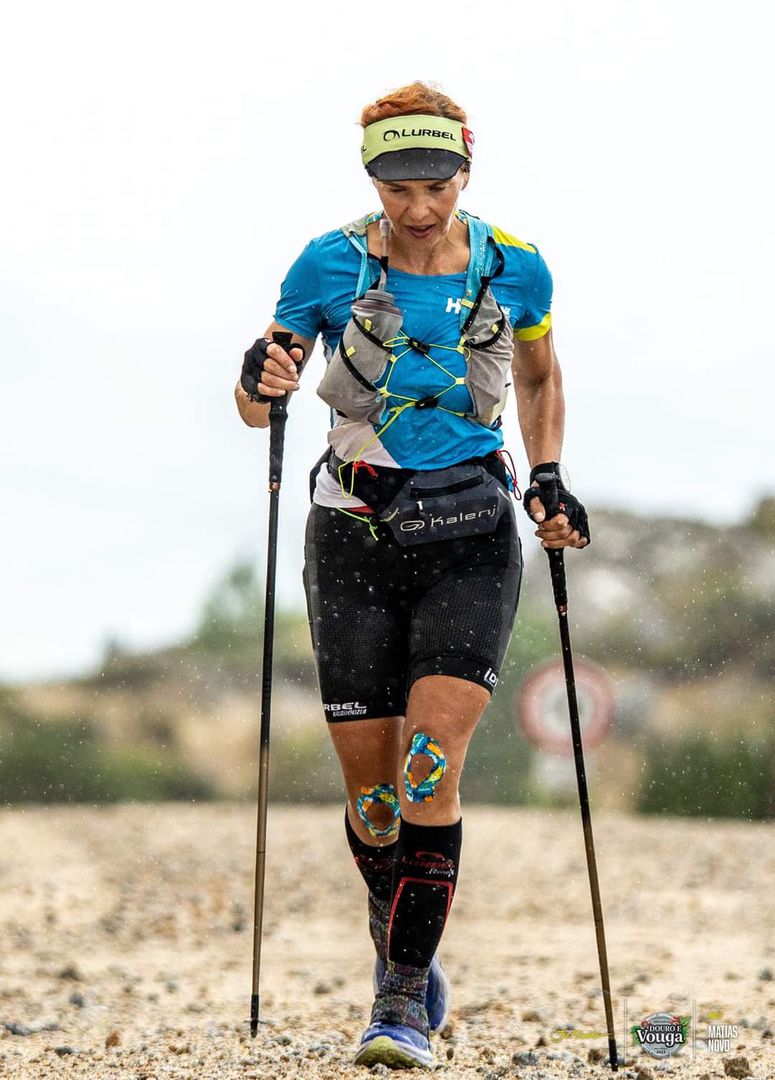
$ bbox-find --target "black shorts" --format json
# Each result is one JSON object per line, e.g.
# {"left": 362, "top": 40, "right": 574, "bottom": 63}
{"left": 302, "top": 502, "right": 522, "bottom": 721}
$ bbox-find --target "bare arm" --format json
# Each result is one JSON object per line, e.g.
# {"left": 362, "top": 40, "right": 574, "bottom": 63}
{"left": 234, "top": 321, "right": 315, "bottom": 430}
{"left": 512, "top": 328, "right": 564, "bottom": 468}
{"left": 512, "top": 329, "right": 587, "bottom": 548}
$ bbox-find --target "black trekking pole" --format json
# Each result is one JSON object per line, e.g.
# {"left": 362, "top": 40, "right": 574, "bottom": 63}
{"left": 250, "top": 331, "right": 298, "bottom": 1038}
{"left": 535, "top": 472, "right": 619, "bottom": 1072}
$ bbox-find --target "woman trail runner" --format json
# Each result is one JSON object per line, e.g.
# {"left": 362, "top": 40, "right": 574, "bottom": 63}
{"left": 235, "top": 81, "right": 589, "bottom": 1070}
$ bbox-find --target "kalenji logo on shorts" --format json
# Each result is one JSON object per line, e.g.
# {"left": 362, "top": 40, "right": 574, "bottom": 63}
{"left": 430, "top": 509, "right": 496, "bottom": 527}
{"left": 324, "top": 701, "right": 368, "bottom": 717}
{"left": 483, "top": 667, "right": 498, "bottom": 688}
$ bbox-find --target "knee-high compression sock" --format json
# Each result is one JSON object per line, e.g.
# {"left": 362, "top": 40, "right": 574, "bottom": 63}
{"left": 388, "top": 817, "right": 462, "bottom": 968}
{"left": 344, "top": 808, "right": 398, "bottom": 961}
{"left": 373, "top": 817, "right": 462, "bottom": 1033}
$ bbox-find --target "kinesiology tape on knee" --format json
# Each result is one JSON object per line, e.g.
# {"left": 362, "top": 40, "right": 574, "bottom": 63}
{"left": 403, "top": 732, "right": 447, "bottom": 803}
{"left": 344, "top": 807, "right": 398, "bottom": 903}
{"left": 357, "top": 782, "right": 400, "bottom": 838}
{"left": 388, "top": 817, "right": 463, "bottom": 969}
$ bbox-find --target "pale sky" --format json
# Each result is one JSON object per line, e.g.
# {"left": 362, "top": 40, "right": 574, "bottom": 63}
{"left": 2, "top": 0, "right": 773, "bottom": 679}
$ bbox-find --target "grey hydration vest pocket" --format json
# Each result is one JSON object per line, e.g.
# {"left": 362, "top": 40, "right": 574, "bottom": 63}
{"left": 379, "top": 463, "right": 510, "bottom": 546}
{"left": 460, "top": 281, "right": 514, "bottom": 429}
{"left": 316, "top": 286, "right": 403, "bottom": 425}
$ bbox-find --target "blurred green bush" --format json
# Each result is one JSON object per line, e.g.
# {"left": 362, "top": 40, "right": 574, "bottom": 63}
{"left": 636, "top": 730, "right": 775, "bottom": 819}
{"left": 0, "top": 694, "right": 213, "bottom": 804}
{"left": 460, "top": 599, "right": 553, "bottom": 805}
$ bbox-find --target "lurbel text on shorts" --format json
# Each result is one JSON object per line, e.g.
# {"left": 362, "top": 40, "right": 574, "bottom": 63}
{"left": 324, "top": 702, "right": 367, "bottom": 714}
{"left": 383, "top": 128, "right": 455, "bottom": 142}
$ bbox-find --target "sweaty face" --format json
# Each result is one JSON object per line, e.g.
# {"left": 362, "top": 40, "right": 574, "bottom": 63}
{"left": 373, "top": 170, "right": 469, "bottom": 247}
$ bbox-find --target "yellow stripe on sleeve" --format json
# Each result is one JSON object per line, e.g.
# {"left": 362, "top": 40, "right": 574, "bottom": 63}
{"left": 491, "top": 225, "right": 537, "bottom": 252}
{"left": 514, "top": 312, "right": 552, "bottom": 341}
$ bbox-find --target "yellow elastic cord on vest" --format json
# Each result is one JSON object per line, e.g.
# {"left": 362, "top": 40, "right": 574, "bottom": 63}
{"left": 336, "top": 401, "right": 416, "bottom": 500}
{"left": 337, "top": 507, "right": 380, "bottom": 541}
{"left": 334, "top": 332, "right": 478, "bottom": 509}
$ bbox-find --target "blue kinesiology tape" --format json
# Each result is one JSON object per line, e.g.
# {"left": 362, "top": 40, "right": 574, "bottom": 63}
{"left": 357, "top": 782, "right": 401, "bottom": 837}
{"left": 403, "top": 732, "right": 447, "bottom": 803}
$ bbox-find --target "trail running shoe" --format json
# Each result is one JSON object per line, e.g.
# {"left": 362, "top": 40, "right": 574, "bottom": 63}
{"left": 373, "top": 954, "right": 451, "bottom": 1033}
{"left": 353, "top": 1020, "right": 435, "bottom": 1070}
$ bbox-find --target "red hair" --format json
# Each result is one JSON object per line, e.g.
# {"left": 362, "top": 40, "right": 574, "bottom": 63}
{"left": 360, "top": 81, "right": 467, "bottom": 128}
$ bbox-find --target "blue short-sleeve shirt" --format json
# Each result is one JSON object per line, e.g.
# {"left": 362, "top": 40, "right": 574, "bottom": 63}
{"left": 274, "top": 212, "right": 553, "bottom": 474}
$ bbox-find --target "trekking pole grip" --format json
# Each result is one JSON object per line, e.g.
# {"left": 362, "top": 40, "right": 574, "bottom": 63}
{"left": 268, "top": 331, "right": 294, "bottom": 420}
{"left": 268, "top": 331, "right": 296, "bottom": 487}
{"left": 546, "top": 548, "right": 568, "bottom": 610}
{"left": 534, "top": 472, "right": 568, "bottom": 610}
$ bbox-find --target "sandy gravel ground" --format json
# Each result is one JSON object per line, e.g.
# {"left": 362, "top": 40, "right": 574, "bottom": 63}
{"left": 0, "top": 804, "right": 773, "bottom": 1079}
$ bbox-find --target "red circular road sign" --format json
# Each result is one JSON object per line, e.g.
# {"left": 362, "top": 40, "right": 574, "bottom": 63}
{"left": 517, "top": 659, "right": 614, "bottom": 756}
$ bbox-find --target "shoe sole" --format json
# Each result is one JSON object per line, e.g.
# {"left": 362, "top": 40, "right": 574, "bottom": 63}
{"left": 354, "top": 1035, "right": 435, "bottom": 1070}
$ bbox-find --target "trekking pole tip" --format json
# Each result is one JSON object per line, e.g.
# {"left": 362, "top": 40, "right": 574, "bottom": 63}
{"left": 608, "top": 1037, "right": 619, "bottom": 1071}
{"left": 250, "top": 993, "right": 260, "bottom": 1038}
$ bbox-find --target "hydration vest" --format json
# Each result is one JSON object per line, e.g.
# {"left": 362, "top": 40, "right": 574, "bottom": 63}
{"left": 316, "top": 210, "right": 514, "bottom": 430}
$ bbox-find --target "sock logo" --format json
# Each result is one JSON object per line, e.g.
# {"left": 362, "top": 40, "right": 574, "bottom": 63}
{"left": 403, "top": 850, "right": 456, "bottom": 875}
